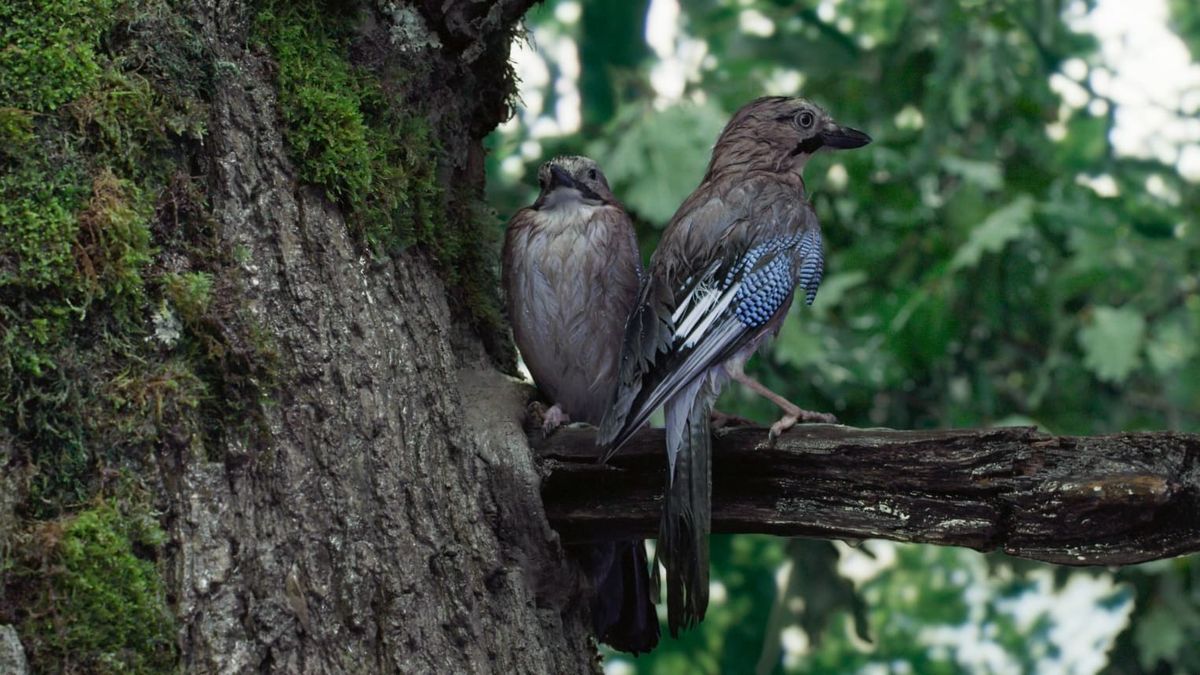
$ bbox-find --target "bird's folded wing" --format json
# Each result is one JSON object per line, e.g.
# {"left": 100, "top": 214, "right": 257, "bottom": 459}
{"left": 598, "top": 185, "right": 824, "bottom": 456}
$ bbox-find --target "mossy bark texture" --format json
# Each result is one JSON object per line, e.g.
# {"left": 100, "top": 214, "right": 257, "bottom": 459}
{"left": 2, "top": 1, "right": 599, "bottom": 672}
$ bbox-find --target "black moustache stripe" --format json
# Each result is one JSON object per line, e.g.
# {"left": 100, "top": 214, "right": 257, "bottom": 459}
{"left": 791, "top": 135, "right": 824, "bottom": 156}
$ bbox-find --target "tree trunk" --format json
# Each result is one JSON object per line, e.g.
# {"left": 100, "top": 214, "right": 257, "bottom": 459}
{"left": 2, "top": 1, "right": 599, "bottom": 673}
{"left": 173, "top": 2, "right": 595, "bottom": 672}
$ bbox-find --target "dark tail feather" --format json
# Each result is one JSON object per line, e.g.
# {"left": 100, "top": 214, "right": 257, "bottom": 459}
{"left": 654, "top": 389, "right": 712, "bottom": 636}
{"left": 589, "top": 540, "right": 659, "bottom": 654}
{"left": 597, "top": 278, "right": 677, "bottom": 454}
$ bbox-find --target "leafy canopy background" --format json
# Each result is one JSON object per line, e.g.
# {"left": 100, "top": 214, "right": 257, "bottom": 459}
{"left": 486, "top": 0, "right": 1200, "bottom": 673}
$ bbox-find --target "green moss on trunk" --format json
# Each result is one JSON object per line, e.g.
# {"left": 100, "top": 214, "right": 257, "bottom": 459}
{"left": 0, "top": 0, "right": 118, "bottom": 112}
{"left": 8, "top": 500, "right": 177, "bottom": 674}
{"left": 1, "top": 1, "right": 277, "bottom": 669}
{"left": 255, "top": 0, "right": 508, "bottom": 351}
{"left": 255, "top": 2, "right": 445, "bottom": 252}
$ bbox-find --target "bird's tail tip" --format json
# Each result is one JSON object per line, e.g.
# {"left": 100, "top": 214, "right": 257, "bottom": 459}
{"left": 595, "top": 429, "right": 636, "bottom": 465}
{"left": 595, "top": 412, "right": 633, "bottom": 464}
{"left": 595, "top": 540, "right": 660, "bottom": 654}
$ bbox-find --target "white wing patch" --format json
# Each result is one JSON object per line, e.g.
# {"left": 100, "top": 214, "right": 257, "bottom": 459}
{"left": 677, "top": 283, "right": 740, "bottom": 348}
{"left": 671, "top": 261, "right": 742, "bottom": 348}
{"left": 670, "top": 262, "right": 720, "bottom": 324}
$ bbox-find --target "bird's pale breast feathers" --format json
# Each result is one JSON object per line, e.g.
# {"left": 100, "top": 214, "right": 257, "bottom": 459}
{"left": 504, "top": 196, "right": 641, "bottom": 424}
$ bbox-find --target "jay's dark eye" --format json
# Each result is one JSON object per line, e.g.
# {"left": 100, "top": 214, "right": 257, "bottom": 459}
{"left": 588, "top": 169, "right": 598, "bottom": 180}
{"left": 795, "top": 110, "right": 815, "bottom": 129}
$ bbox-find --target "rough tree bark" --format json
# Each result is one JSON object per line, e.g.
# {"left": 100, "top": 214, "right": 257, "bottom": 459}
{"left": 158, "top": 1, "right": 597, "bottom": 673}
{"left": 539, "top": 425, "right": 1200, "bottom": 566}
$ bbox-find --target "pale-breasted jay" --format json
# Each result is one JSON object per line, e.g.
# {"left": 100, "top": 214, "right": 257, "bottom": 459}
{"left": 503, "top": 155, "right": 659, "bottom": 653}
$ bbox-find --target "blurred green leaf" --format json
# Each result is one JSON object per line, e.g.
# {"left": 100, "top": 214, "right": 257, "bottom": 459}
{"left": 773, "top": 316, "right": 824, "bottom": 369}
{"left": 949, "top": 195, "right": 1034, "bottom": 271}
{"left": 588, "top": 101, "right": 728, "bottom": 223}
{"left": 1078, "top": 306, "right": 1146, "bottom": 384}
{"left": 809, "top": 270, "right": 868, "bottom": 315}
{"left": 1133, "top": 604, "right": 1189, "bottom": 670}
{"left": 1146, "top": 313, "right": 1198, "bottom": 375}
{"left": 942, "top": 156, "right": 1005, "bottom": 191}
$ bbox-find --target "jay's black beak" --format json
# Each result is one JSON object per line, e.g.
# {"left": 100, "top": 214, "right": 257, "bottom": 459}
{"left": 549, "top": 165, "right": 576, "bottom": 190}
{"left": 819, "top": 125, "right": 872, "bottom": 149}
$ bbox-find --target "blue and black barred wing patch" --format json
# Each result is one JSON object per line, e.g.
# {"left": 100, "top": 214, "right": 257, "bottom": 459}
{"left": 795, "top": 226, "right": 824, "bottom": 306}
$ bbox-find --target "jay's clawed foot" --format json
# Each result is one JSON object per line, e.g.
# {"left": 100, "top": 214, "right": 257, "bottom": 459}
{"left": 767, "top": 406, "right": 838, "bottom": 441}
{"left": 527, "top": 401, "right": 572, "bottom": 436}
{"left": 725, "top": 364, "right": 836, "bottom": 443}
{"left": 540, "top": 403, "right": 571, "bottom": 436}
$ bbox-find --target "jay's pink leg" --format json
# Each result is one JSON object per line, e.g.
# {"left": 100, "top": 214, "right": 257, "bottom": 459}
{"left": 726, "top": 363, "right": 836, "bottom": 440}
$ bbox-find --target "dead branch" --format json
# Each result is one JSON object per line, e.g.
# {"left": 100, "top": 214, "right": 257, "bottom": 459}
{"left": 537, "top": 424, "right": 1200, "bottom": 565}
